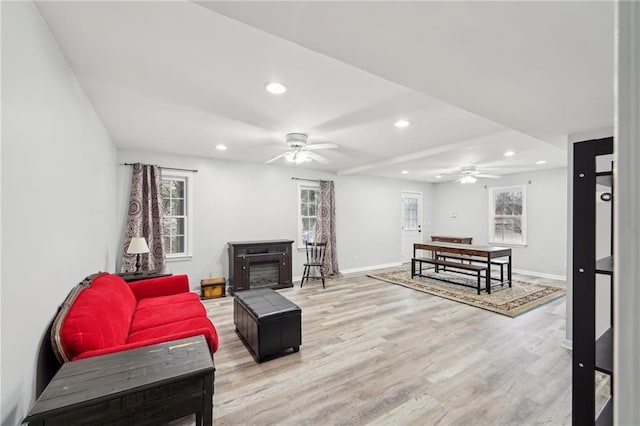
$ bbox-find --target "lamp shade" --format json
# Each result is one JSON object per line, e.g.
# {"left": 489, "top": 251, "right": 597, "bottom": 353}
{"left": 127, "top": 237, "right": 150, "bottom": 254}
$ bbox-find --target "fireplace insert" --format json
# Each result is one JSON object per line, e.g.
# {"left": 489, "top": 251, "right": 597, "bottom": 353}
{"left": 228, "top": 240, "right": 294, "bottom": 295}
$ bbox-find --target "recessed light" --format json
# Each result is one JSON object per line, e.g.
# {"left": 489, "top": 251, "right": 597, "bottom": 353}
{"left": 401, "top": 170, "right": 409, "bottom": 174}
{"left": 215, "top": 144, "right": 227, "bottom": 151}
{"left": 394, "top": 120, "right": 411, "bottom": 128}
{"left": 504, "top": 151, "right": 515, "bottom": 157}
{"left": 266, "top": 82, "right": 287, "bottom": 95}
{"left": 435, "top": 175, "right": 442, "bottom": 179}
{"left": 536, "top": 160, "right": 547, "bottom": 165}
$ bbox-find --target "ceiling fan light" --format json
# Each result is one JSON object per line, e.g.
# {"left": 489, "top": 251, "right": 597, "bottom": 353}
{"left": 460, "top": 175, "right": 477, "bottom": 184}
{"left": 295, "top": 152, "right": 308, "bottom": 164}
{"left": 285, "top": 151, "right": 308, "bottom": 164}
{"left": 266, "top": 82, "right": 287, "bottom": 94}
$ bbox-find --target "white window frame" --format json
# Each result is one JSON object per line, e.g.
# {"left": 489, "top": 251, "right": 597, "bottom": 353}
{"left": 161, "top": 171, "right": 193, "bottom": 260}
{"left": 488, "top": 184, "right": 527, "bottom": 247}
{"left": 297, "top": 182, "right": 320, "bottom": 250}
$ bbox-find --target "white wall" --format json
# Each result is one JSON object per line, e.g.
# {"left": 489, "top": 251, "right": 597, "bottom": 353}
{"left": 431, "top": 167, "right": 567, "bottom": 278}
{"left": 116, "top": 149, "right": 434, "bottom": 287}
{"left": 615, "top": 1, "right": 640, "bottom": 420}
{"left": 336, "top": 175, "right": 434, "bottom": 270}
{"left": 1, "top": 3, "right": 117, "bottom": 424}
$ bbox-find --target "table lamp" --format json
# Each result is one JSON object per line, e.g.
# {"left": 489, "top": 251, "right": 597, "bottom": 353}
{"left": 127, "top": 237, "right": 150, "bottom": 273}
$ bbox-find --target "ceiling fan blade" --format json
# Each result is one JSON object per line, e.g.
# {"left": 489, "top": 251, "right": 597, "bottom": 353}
{"left": 306, "top": 143, "right": 338, "bottom": 150}
{"left": 264, "top": 152, "right": 288, "bottom": 164}
{"left": 474, "top": 173, "right": 502, "bottom": 179}
{"left": 305, "top": 151, "right": 330, "bottom": 164}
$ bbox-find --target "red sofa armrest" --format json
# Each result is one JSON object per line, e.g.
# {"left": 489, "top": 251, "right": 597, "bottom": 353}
{"left": 128, "top": 275, "right": 190, "bottom": 300}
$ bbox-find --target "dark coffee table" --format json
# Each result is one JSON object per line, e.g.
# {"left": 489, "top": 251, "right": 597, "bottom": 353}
{"left": 234, "top": 288, "right": 301, "bottom": 362}
{"left": 24, "top": 336, "right": 214, "bottom": 425}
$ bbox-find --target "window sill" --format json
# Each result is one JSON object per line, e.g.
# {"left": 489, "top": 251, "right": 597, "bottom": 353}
{"left": 165, "top": 254, "right": 193, "bottom": 262}
{"left": 489, "top": 241, "right": 528, "bottom": 248}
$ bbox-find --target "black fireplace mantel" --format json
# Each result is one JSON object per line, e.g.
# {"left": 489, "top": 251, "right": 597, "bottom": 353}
{"left": 228, "top": 240, "right": 294, "bottom": 295}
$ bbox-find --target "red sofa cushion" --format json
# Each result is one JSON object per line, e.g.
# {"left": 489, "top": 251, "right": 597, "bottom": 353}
{"left": 58, "top": 274, "right": 137, "bottom": 361}
{"left": 128, "top": 275, "right": 190, "bottom": 300}
{"left": 127, "top": 316, "right": 219, "bottom": 353}
{"left": 130, "top": 299, "right": 206, "bottom": 332}
{"left": 135, "top": 291, "right": 200, "bottom": 310}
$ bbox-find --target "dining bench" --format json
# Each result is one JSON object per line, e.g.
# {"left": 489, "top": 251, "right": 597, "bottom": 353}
{"left": 411, "top": 257, "right": 487, "bottom": 294}
{"left": 435, "top": 253, "right": 509, "bottom": 283}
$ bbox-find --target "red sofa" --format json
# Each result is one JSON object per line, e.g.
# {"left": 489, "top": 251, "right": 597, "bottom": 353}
{"left": 51, "top": 272, "right": 219, "bottom": 363}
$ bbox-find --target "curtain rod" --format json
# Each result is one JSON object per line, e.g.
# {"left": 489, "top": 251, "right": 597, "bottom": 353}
{"left": 123, "top": 163, "right": 198, "bottom": 173}
{"left": 291, "top": 177, "right": 333, "bottom": 183}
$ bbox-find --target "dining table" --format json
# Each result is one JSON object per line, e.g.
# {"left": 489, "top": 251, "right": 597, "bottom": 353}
{"left": 413, "top": 241, "right": 512, "bottom": 294}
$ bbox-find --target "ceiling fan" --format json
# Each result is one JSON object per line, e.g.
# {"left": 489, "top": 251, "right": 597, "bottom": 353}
{"left": 445, "top": 166, "right": 502, "bottom": 184}
{"left": 264, "top": 133, "right": 338, "bottom": 165}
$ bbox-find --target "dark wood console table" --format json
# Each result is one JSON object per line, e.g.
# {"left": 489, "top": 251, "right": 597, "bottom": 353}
{"left": 431, "top": 235, "right": 473, "bottom": 244}
{"left": 228, "top": 240, "right": 294, "bottom": 295}
{"left": 116, "top": 266, "right": 172, "bottom": 283}
{"left": 23, "top": 336, "right": 214, "bottom": 425}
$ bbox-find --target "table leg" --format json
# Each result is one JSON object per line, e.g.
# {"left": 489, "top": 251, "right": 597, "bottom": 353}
{"left": 202, "top": 371, "right": 213, "bottom": 426}
{"left": 486, "top": 255, "right": 491, "bottom": 294}
{"left": 508, "top": 254, "right": 512, "bottom": 288}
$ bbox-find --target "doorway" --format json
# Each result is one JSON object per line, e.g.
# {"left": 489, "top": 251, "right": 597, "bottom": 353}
{"left": 401, "top": 191, "right": 423, "bottom": 263}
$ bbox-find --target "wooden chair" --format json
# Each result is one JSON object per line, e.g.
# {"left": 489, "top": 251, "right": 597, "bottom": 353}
{"left": 301, "top": 242, "right": 327, "bottom": 288}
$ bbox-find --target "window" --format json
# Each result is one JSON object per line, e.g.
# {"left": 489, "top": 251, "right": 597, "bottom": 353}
{"left": 161, "top": 173, "right": 193, "bottom": 258}
{"left": 298, "top": 184, "right": 320, "bottom": 248}
{"left": 403, "top": 197, "right": 418, "bottom": 230}
{"left": 489, "top": 185, "right": 526, "bottom": 246}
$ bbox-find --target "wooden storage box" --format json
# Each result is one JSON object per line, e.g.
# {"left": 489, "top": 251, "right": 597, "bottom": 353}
{"left": 200, "top": 277, "right": 226, "bottom": 299}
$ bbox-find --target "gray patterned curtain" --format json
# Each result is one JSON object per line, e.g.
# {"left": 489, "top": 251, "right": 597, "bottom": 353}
{"left": 316, "top": 180, "right": 341, "bottom": 277}
{"left": 120, "top": 163, "right": 165, "bottom": 272}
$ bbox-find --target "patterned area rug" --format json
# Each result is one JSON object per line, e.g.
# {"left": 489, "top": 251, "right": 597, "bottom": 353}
{"left": 368, "top": 267, "right": 565, "bottom": 317}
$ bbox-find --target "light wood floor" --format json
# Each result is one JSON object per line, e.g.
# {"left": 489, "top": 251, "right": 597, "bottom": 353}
{"left": 181, "top": 271, "right": 571, "bottom": 425}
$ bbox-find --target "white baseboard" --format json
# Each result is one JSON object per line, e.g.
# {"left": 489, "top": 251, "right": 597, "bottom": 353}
{"left": 340, "top": 261, "right": 403, "bottom": 275}
{"left": 292, "top": 261, "right": 403, "bottom": 282}
{"left": 513, "top": 268, "right": 566, "bottom": 281}
{"left": 561, "top": 339, "right": 573, "bottom": 351}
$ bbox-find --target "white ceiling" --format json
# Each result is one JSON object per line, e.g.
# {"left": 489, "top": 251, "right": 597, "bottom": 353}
{"left": 35, "top": 1, "right": 614, "bottom": 182}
